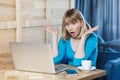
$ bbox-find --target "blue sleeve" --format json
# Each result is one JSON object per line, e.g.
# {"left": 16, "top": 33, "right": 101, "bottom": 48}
{"left": 53, "top": 38, "right": 66, "bottom": 64}
{"left": 73, "top": 33, "right": 98, "bottom": 66}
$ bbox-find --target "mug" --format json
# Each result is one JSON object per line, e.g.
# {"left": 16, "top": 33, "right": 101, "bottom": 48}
{"left": 81, "top": 60, "right": 92, "bottom": 70}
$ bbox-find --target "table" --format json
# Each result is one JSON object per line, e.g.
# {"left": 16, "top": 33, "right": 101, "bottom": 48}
{"left": 99, "top": 39, "right": 120, "bottom": 52}
{"left": 0, "top": 64, "right": 106, "bottom": 80}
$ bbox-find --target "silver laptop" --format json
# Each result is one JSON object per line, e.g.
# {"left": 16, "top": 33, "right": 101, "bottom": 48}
{"left": 10, "top": 42, "right": 69, "bottom": 74}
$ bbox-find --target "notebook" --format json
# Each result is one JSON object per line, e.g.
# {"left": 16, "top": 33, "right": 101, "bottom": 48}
{"left": 10, "top": 42, "right": 69, "bottom": 74}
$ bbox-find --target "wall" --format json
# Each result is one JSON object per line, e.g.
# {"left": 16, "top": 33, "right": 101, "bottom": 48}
{"left": 0, "top": 0, "right": 16, "bottom": 54}
{"left": 0, "top": 0, "right": 71, "bottom": 65}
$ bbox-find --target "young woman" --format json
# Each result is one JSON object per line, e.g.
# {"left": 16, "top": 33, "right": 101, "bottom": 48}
{"left": 44, "top": 8, "right": 99, "bottom": 66}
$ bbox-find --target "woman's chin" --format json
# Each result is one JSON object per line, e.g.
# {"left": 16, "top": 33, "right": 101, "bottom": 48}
{"left": 71, "top": 36, "right": 77, "bottom": 39}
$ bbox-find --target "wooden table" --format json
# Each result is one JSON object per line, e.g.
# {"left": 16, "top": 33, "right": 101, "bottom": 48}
{"left": 0, "top": 65, "right": 106, "bottom": 80}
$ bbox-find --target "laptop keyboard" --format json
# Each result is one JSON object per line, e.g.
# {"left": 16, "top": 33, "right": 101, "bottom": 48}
{"left": 55, "top": 65, "right": 69, "bottom": 71}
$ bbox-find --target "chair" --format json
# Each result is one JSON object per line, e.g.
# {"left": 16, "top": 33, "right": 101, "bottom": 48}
{"left": 96, "top": 36, "right": 120, "bottom": 80}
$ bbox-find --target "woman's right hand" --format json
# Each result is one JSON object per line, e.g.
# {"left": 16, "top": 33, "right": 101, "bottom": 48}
{"left": 44, "top": 24, "right": 59, "bottom": 37}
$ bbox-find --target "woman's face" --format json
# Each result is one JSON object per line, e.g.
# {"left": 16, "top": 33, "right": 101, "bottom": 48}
{"left": 65, "top": 20, "right": 83, "bottom": 38}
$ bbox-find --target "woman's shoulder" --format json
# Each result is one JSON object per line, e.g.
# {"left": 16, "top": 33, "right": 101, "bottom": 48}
{"left": 85, "top": 33, "right": 98, "bottom": 47}
{"left": 59, "top": 37, "right": 70, "bottom": 43}
{"left": 89, "top": 32, "right": 97, "bottom": 38}
{"left": 87, "top": 33, "right": 98, "bottom": 41}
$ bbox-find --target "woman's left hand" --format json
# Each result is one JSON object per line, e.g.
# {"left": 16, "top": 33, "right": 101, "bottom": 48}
{"left": 82, "top": 25, "right": 99, "bottom": 39}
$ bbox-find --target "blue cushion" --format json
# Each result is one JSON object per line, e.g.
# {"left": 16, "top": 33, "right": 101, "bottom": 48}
{"left": 97, "top": 51, "right": 120, "bottom": 69}
{"left": 104, "top": 58, "right": 120, "bottom": 80}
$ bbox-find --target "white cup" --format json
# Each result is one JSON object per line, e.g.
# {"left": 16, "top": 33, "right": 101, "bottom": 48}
{"left": 81, "top": 60, "right": 92, "bottom": 70}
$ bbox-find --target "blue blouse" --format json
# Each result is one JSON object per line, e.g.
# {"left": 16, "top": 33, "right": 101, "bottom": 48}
{"left": 54, "top": 33, "right": 98, "bottom": 66}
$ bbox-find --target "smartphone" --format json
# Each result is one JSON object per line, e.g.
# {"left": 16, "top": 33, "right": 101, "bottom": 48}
{"left": 66, "top": 69, "right": 78, "bottom": 76}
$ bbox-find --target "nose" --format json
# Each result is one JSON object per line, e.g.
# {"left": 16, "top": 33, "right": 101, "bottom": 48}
{"left": 68, "top": 24, "right": 73, "bottom": 30}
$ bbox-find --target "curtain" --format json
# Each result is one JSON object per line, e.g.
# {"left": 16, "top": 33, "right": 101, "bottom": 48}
{"left": 75, "top": 0, "right": 120, "bottom": 41}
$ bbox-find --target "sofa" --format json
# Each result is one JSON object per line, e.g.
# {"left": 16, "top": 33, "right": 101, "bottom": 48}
{"left": 96, "top": 36, "right": 120, "bottom": 80}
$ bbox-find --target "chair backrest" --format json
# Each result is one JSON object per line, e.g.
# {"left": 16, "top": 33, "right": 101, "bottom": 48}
{"left": 98, "top": 35, "right": 105, "bottom": 43}
{"left": 97, "top": 35, "right": 118, "bottom": 52}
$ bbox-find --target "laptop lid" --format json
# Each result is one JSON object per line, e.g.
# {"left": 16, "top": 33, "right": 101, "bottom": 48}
{"left": 10, "top": 42, "right": 56, "bottom": 74}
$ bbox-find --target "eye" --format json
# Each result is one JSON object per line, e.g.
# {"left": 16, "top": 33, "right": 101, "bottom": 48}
{"left": 71, "top": 23, "right": 75, "bottom": 25}
{"left": 71, "top": 22, "right": 76, "bottom": 25}
{"left": 65, "top": 23, "right": 69, "bottom": 26}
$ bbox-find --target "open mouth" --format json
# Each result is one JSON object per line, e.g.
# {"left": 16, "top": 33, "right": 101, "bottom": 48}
{"left": 70, "top": 32, "right": 75, "bottom": 36}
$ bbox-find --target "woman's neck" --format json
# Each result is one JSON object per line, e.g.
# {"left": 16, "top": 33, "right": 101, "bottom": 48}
{"left": 70, "top": 38, "right": 80, "bottom": 52}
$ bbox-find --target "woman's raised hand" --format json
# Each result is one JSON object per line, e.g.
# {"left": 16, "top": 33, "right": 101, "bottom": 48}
{"left": 82, "top": 25, "right": 99, "bottom": 39}
{"left": 44, "top": 24, "right": 59, "bottom": 37}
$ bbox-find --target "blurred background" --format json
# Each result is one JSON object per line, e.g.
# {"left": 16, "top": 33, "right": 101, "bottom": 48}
{"left": 75, "top": 0, "right": 120, "bottom": 41}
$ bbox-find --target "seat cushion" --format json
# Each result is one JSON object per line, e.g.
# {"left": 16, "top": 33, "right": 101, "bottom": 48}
{"left": 97, "top": 51, "right": 120, "bottom": 69}
{"left": 104, "top": 58, "right": 120, "bottom": 80}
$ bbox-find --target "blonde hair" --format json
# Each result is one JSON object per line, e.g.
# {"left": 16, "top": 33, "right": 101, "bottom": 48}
{"left": 62, "top": 8, "right": 91, "bottom": 41}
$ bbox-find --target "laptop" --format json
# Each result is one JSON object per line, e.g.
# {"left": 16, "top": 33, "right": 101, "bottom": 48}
{"left": 9, "top": 42, "right": 69, "bottom": 74}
